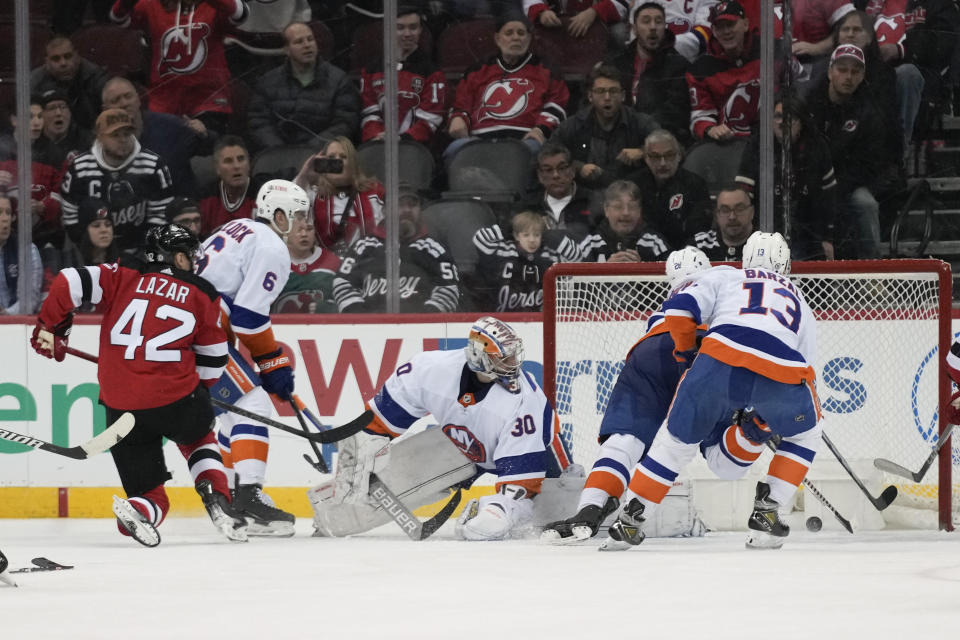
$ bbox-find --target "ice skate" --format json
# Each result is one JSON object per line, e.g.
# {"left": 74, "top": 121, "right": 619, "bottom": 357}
{"left": 599, "top": 498, "right": 646, "bottom": 551}
{"left": 196, "top": 480, "right": 248, "bottom": 542}
{"left": 112, "top": 495, "right": 161, "bottom": 547}
{"left": 0, "top": 548, "right": 17, "bottom": 587}
{"left": 541, "top": 496, "right": 619, "bottom": 545}
{"left": 233, "top": 484, "right": 296, "bottom": 537}
{"left": 745, "top": 482, "right": 790, "bottom": 549}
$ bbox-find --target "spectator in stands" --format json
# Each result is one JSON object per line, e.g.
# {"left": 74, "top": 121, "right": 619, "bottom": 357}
{"left": 195, "top": 135, "right": 258, "bottom": 237}
{"left": 687, "top": 1, "right": 762, "bottom": 142}
{"left": 332, "top": 184, "right": 460, "bottom": 313}
{"left": 295, "top": 136, "right": 384, "bottom": 255}
{"left": 445, "top": 15, "right": 569, "bottom": 162}
{"left": 519, "top": 143, "right": 597, "bottom": 242}
{"left": 633, "top": 129, "right": 712, "bottom": 251}
{"left": 736, "top": 93, "right": 838, "bottom": 260}
{"left": 165, "top": 197, "right": 203, "bottom": 239}
{"left": 791, "top": 0, "right": 856, "bottom": 61}
{"left": 550, "top": 65, "right": 658, "bottom": 191}
{"left": 110, "top": 0, "right": 248, "bottom": 136}
{"left": 0, "top": 195, "right": 44, "bottom": 314}
{"left": 63, "top": 196, "right": 121, "bottom": 268}
{"left": 579, "top": 180, "right": 669, "bottom": 262}
{"left": 471, "top": 209, "right": 582, "bottom": 312}
{"left": 60, "top": 108, "right": 174, "bottom": 253}
{"left": 101, "top": 77, "right": 207, "bottom": 197}
{"left": 806, "top": 44, "right": 887, "bottom": 259}
{"left": 273, "top": 213, "right": 340, "bottom": 314}
{"left": 0, "top": 98, "right": 65, "bottom": 253}
{"left": 30, "top": 35, "right": 108, "bottom": 131}
{"left": 228, "top": 0, "right": 311, "bottom": 77}
{"left": 360, "top": 6, "right": 446, "bottom": 147}
{"left": 247, "top": 21, "right": 360, "bottom": 152}
{"left": 525, "top": 0, "right": 629, "bottom": 38}
{"left": 39, "top": 89, "right": 93, "bottom": 166}
{"left": 691, "top": 184, "right": 755, "bottom": 261}
{"left": 607, "top": 2, "right": 692, "bottom": 145}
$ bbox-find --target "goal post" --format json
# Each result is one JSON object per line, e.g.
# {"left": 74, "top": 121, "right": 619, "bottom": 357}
{"left": 543, "top": 259, "right": 956, "bottom": 531}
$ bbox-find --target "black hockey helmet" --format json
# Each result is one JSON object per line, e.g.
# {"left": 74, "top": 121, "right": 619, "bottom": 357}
{"left": 143, "top": 223, "right": 201, "bottom": 268}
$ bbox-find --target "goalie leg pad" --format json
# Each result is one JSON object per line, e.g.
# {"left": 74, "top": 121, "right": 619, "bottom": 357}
{"left": 310, "top": 428, "right": 476, "bottom": 537}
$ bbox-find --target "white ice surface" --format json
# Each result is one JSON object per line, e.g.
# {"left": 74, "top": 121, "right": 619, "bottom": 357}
{"left": 2, "top": 517, "right": 960, "bottom": 640}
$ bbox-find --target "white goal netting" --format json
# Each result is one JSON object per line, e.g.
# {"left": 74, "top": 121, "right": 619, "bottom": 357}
{"left": 544, "top": 260, "right": 957, "bottom": 531}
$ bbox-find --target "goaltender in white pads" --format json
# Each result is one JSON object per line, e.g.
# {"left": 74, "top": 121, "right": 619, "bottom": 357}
{"left": 310, "top": 316, "right": 573, "bottom": 540}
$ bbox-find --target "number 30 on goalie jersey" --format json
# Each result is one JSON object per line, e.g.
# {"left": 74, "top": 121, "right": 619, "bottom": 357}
{"left": 367, "top": 349, "right": 572, "bottom": 495}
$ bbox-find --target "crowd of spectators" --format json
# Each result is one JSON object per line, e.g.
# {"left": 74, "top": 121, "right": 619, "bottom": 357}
{"left": 0, "top": 0, "right": 958, "bottom": 315}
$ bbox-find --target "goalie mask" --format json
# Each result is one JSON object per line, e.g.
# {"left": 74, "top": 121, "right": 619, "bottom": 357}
{"left": 665, "top": 246, "right": 710, "bottom": 287}
{"left": 255, "top": 179, "right": 310, "bottom": 238}
{"left": 465, "top": 316, "right": 525, "bottom": 393}
{"left": 742, "top": 231, "right": 791, "bottom": 275}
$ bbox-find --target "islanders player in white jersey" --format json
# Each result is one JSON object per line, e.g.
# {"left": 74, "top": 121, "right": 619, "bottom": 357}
{"left": 314, "top": 316, "right": 573, "bottom": 541}
{"left": 608, "top": 232, "right": 822, "bottom": 549}
{"left": 196, "top": 179, "right": 309, "bottom": 536}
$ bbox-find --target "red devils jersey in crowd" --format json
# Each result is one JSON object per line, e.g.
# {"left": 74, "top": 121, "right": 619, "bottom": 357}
{"left": 110, "top": 0, "right": 248, "bottom": 116}
{"left": 686, "top": 30, "right": 763, "bottom": 139}
{"left": 866, "top": 0, "right": 926, "bottom": 57}
{"left": 195, "top": 178, "right": 259, "bottom": 238}
{"left": 450, "top": 53, "right": 569, "bottom": 138}
{"left": 39, "top": 258, "right": 228, "bottom": 410}
{"left": 360, "top": 48, "right": 447, "bottom": 144}
{"left": 524, "top": 0, "right": 629, "bottom": 24}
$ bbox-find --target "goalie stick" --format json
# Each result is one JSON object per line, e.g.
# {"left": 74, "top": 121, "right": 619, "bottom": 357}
{"left": 0, "top": 412, "right": 135, "bottom": 460}
{"left": 767, "top": 437, "right": 853, "bottom": 534}
{"left": 873, "top": 422, "right": 956, "bottom": 483}
{"left": 63, "top": 346, "right": 365, "bottom": 445}
{"left": 822, "top": 431, "right": 898, "bottom": 511}
{"left": 368, "top": 473, "right": 464, "bottom": 540}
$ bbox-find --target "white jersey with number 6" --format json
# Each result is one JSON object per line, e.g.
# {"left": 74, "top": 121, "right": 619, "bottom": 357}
{"left": 196, "top": 218, "right": 290, "bottom": 340}
{"left": 369, "top": 349, "right": 570, "bottom": 495}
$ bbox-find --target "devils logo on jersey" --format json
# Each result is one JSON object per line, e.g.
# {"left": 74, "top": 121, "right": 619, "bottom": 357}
{"left": 442, "top": 424, "right": 487, "bottom": 462}
{"left": 669, "top": 194, "right": 684, "bottom": 211}
{"left": 724, "top": 79, "right": 761, "bottom": 133}
{"left": 158, "top": 23, "right": 211, "bottom": 76}
{"left": 478, "top": 78, "right": 534, "bottom": 122}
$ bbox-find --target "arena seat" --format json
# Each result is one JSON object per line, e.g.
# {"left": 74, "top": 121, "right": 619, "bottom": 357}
{"left": 71, "top": 24, "right": 146, "bottom": 78}
{"left": 422, "top": 198, "right": 496, "bottom": 274}
{"left": 437, "top": 18, "right": 497, "bottom": 79}
{"left": 357, "top": 140, "right": 435, "bottom": 192}
{"left": 446, "top": 138, "right": 533, "bottom": 200}
{"left": 251, "top": 144, "right": 316, "bottom": 182}
{"left": 532, "top": 19, "right": 607, "bottom": 81}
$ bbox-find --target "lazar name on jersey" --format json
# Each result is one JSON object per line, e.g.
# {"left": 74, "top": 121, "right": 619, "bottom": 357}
{"left": 368, "top": 349, "right": 567, "bottom": 494}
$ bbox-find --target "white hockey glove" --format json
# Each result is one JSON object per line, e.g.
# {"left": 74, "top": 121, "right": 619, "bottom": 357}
{"left": 333, "top": 430, "right": 392, "bottom": 505}
{"left": 455, "top": 485, "right": 534, "bottom": 541}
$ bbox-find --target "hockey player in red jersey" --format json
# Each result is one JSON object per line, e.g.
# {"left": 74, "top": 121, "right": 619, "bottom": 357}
{"left": 30, "top": 223, "right": 246, "bottom": 546}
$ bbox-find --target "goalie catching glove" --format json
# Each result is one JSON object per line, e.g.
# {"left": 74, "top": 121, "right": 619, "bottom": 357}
{"left": 31, "top": 313, "right": 74, "bottom": 362}
{"left": 455, "top": 485, "right": 534, "bottom": 541}
{"left": 253, "top": 348, "right": 295, "bottom": 400}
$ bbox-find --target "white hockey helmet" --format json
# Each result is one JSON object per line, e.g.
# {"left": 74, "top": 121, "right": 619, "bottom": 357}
{"left": 742, "top": 231, "right": 791, "bottom": 275}
{"left": 464, "top": 316, "right": 525, "bottom": 394}
{"left": 665, "top": 246, "right": 711, "bottom": 287}
{"left": 255, "top": 179, "right": 310, "bottom": 237}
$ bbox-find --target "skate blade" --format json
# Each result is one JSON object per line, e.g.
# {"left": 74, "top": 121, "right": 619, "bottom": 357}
{"left": 745, "top": 530, "right": 786, "bottom": 550}
{"left": 112, "top": 496, "right": 160, "bottom": 547}
{"left": 540, "top": 525, "right": 595, "bottom": 545}
{"left": 245, "top": 520, "right": 296, "bottom": 537}
{"left": 598, "top": 536, "right": 633, "bottom": 552}
{"left": 0, "top": 571, "right": 18, "bottom": 587}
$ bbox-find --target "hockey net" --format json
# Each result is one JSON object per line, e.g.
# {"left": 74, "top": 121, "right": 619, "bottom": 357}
{"left": 543, "top": 260, "right": 957, "bottom": 531}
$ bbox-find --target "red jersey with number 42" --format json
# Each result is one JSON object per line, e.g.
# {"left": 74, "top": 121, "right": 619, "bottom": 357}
{"left": 39, "top": 259, "right": 229, "bottom": 410}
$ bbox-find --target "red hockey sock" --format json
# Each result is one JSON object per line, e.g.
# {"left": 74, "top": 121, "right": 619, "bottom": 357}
{"left": 178, "top": 432, "right": 232, "bottom": 500}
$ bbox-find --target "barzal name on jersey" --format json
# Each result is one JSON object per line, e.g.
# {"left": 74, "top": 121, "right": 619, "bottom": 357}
{"left": 195, "top": 217, "right": 290, "bottom": 356}
{"left": 661, "top": 265, "right": 817, "bottom": 384}
{"left": 365, "top": 349, "right": 571, "bottom": 495}
{"left": 39, "top": 258, "right": 228, "bottom": 410}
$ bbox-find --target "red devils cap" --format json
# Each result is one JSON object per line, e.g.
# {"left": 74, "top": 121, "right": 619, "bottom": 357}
{"left": 830, "top": 43, "right": 866, "bottom": 66}
{"left": 709, "top": 0, "right": 747, "bottom": 24}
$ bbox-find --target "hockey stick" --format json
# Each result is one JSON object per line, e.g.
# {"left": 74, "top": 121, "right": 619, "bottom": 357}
{"left": 10, "top": 557, "right": 74, "bottom": 574}
{"left": 821, "top": 431, "right": 898, "bottom": 511}
{"left": 211, "top": 398, "right": 370, "bottom": 444}
{"left": 873, "top": 422, "right": 956, "bottom": 483}
{"left": 290, "top": 396, "right": 330, "bottom": 474}
{"left": 0, "top": 412, "right": 135, "bottom": 460}
{"left": 369, "top": 472, "right": 463, "bottom": 541}
{"left": 766, "top": 438, "right": 853, "bottom": 534}
{"left": 62, "top": 347, "right": 365, "bottom": 445}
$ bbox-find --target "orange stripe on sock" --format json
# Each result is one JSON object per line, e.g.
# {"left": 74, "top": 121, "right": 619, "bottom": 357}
{"left": 725, "top": 426, "right": 763, "bottom": 462}
{"left": 230, "top": 440, "right": 269, "bottom": 462}
{"left": 768, "top": 454, "right": 809, "bottom": 487}
{"left": 219, "top": 446, "right": 233, "bottom": 470}
{"left": 627, "top": 470, "right": 672, "bottom": 504}
{"left": 584, "top": 470, "right": 625, "bottom": 497}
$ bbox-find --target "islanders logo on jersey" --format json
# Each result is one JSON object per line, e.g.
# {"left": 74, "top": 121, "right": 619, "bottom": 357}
{"left": 478, "top": 78, "right": 534, "bottom": 122}
{"left": 442, "top": 424, "right": 486, "bottom": 463}
{"left": 158, "top": 23, "right": 212, "bottom": 76}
